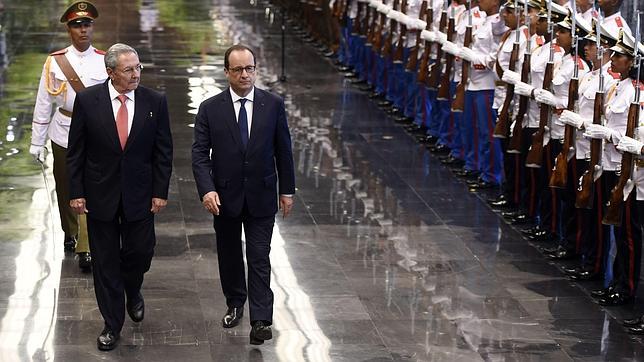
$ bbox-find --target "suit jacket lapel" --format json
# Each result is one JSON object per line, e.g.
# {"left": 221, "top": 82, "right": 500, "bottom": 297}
{"left": 246, "top": 88, "right": 264, "bottom": 158}
{"left": 97, "top": 82, "right": 122, "bottom": 153}
{"left": 124, "top": 87, "right": 147, "bottom": 152}
{"left": 221, "top": 88, "right": 244, "bottom": 152}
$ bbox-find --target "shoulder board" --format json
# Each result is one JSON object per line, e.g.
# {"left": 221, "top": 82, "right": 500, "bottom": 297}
{"left": 574, "top": 56, "right": 585, "bottom": 70}
{"left": 49, "top": 48, "right": 68, "bottom": 56}
{"left": 523, "top": 28, "right": 529, "bottom": 39}
{"left": 592, "top": 9, "right": 598, "bottom": 18}
{"left": 608, "top": 69, "right": 620, "bottom": 80}
{"left": 94, "top": 49, "right": 106, "bottom": 55}
{"left": 615, "top": 17, "right": 623, "bottom": 28}
{"left": 536, "top": 36, "right": 544, "bottom": 46}
{"left": 553, "top": 44, "right": 563, "bottom": 53}
{"left": 474, "top": 10, "right": 481, "bottom": 18}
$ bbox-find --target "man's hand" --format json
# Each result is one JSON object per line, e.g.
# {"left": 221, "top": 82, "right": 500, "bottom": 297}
{"left": 616, "top": 136, "right": 644, "bottom": 155}
{"left": 70, "top": 198, "right": 88, "bottom": 214}
{"left": 151, "top": 198, "right": 167, "bottom": 214}
{"left": 30, "top": 145, "right": 46, "bottom": 163}
{"left": 203, "top": 191, "right": 221, "bottom": 215}
{"left": 501, "top": 70, "right": 521, "bottom": 85}
{"left": 279, "top": 195, "right": 294, "bottom": 219}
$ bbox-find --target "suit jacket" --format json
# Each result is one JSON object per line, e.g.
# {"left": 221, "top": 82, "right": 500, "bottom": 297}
{"left": 67, "top": 81, "right": 173, "bottom": 222}
{"left": 191, "top": 87, "right": 295, "bottom": 217}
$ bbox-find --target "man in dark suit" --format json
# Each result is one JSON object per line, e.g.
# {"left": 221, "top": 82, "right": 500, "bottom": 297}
{"left": 67, "top": 43, "right": 173, "bottom": 351}
{"left": 192, "top": 44, "right": 295, "bottom": 345}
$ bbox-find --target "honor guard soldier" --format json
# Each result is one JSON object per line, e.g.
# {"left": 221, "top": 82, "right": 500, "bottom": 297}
{"left": 29, "top": 1, "right": 107, "bottom": 272}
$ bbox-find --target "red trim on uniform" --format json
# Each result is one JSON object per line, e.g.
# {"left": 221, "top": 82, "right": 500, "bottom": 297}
{"left": 472, "top": 92, "right": 479, "bottom": 167}
{"left": 572, "top": 161, "right": 582, "bottom": 253}
{"left": 523, "top": 28, "right": 529, "bottom": 39}
{"left": 94, "top": 49, "right": 106, "bottom": 55}
{"left": 608, "top": 69, "right": 621, "bottom": 79}
{"left": 553, "top": 44, "right": 563, "bottom": 53}
{"left": 595, "top": 178, "right": 604, "bottom": 273}
{"left": 421, "top": 87, "right": 427, "bottom": 126}
{"left": 486, "top": 92, "right": 495, "bottom": 182}
{"left": 626, "top": 197, "right": 635, "bottom": 294}
{"left": 49, "top": 49, "right": 68, "bottom": 56}
{"left": 473, "top": 64, "right": 486, "bottom": 70}
{"left": 615, "top": 17, "right": 623, "bottom": 28}
{"left": 536, "top": 37, "right": 544, "bottom": 46}
{"left": 474, "top": 10, "right": 481, "bottom": 18}
{"left": 574, "top": 56, "right": 585, "bottom": 70}
{"left": 529, "top": 169, "right": 536, "bottom": 216}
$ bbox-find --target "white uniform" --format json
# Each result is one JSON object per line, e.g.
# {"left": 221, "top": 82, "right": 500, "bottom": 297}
{"left": 602, "top": 78, "right": 635, "bottom": 171}
{"left": 404, "top": 0, "right": 424, "bottom": 47}
{"left": 635, "top": 108, "right": 644, "bottom": 201}
{"left": 574, "top": 62, "right": 619, "bottom": 160}
{"left": 453, "top": 6, "right": 485, "bottom": 83}
{"left": 493, "top": 26, "right": 530, "bottom": 110}
{"left": 466, "top": 12, "right": 505, "bottom": 91}
{"left": 526, "top": 41, "right": 564, "bottom": 128}
{"left": 603, "top": 11, "right": 632, "bottom": 38}
{"left": 548, "top": 53, "right": 589, "bottom": 140}
{"left": 31, "top": 45, "right": 107, "bottom": 149}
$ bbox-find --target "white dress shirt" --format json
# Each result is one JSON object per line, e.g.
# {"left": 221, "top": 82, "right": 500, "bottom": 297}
{"left": 230, "top": 87, "right": 254, "bottom": 139}
{"left": 108, "top": 81, "right": 135, "bottom": 135}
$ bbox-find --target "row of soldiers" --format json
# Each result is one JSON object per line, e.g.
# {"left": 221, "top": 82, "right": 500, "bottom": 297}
{"left": 291, "top": 0, "right": 644, "bottom": 334}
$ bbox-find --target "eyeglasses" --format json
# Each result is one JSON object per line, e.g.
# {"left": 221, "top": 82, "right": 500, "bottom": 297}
{"left": 228, "top": 65, "right": 256, "bottom": 74}
{"left": 117, "top": 64, "right": 144, "bottom": 74}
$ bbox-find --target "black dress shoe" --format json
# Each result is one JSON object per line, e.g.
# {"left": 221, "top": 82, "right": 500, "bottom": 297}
{"left": 544, "top": 246, "right": 575, "bottom": 260}
{"left": 527, "top": 230, "right": 553, "bottom": 241}
{"left": 623, "top": 315, "right": 644, "bottom": 327}
{"left": 590, "top": 286, "right": 614, "bottom": 299}
{"left": 358, "top": 84, "right": 373, "bottom": 92}
{"left": 126, "top": 292, "right": 145, "bottom": 322}
{"left": 596, "top": 291, "right": 633, "bottom": 306}
{"left": 377, "top": 100, "right": 392, "bottom": 107}
{"left": 97, "top": 327, "right": 119, "bottom": 351}
{"left": 627, "top": 324, "right": 644, "bottom": 335}
{"left": 441, "top": 156, "right": 464, "bottom": 167}
{"left": 468, "top": 181, "right": 496, "bottom": 191}
{"left": 337, "top": 65, "right": 352, "bottom": 72}
{"left": 249, "top": 321, "right": 273, "bottom": 345}
{"left": 222, "top": 306, "right": 243, "bottom": 328}
{"left": 509, "top": 213, "right": 531, "bottom": 224}
{"left": 350, "top": 77, "right": 366, "bottom": 84}
{"left": 562, "top": 265, "right": 583, "bottom": 275}
{"left": 520, "top": 226, "right": 543, "bottom": 236}
{"left": 78, "top": 252, "right": 92, "bottom": 273}
{"left": 394, "top": 115, "right": 413, "bottom": 124}
{"left": 64, "top": 235, "right": 77, "bottom": 252}
{"left": 455, "top": 169, "right": 480, "bottom": 180}
{"left": 369, "top": 91, "right": 384, "bottom": 99}
{"left": 387, "top": 107, "right": 402, "bottom": 115}
{"left": 429, "top": 144, "right": 450, "bottom": 154}
{"left": 568, "top": 269, "right": 600, "bottom": 281}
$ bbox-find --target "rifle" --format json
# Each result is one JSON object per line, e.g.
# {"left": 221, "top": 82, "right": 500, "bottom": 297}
{"left": 372, "top": 2, "right": 389, "bottom": 52}
{"left": 493, "top": 0, "right": 521, "bottom": 139}
{"left": 427, "top": 0, "right": 449, "bottom": 88}
{"left": 406, "top": 0, "right": 428, "bottom": 72}
{"left": 436, "top": 5, "right": 456, "bottom": 99}
{"left": 451, "top": 0, "right": 473, "bottom": 112}
{"left": 525, "top": 0, "right": 555, "bottom": 168}
{"left": 382, "top": 0, "right": 400, "bottom": 58}
{"left": 355, "top": 0, "right": 364, "bottom": 35}
{"left": 604, "top": 12, "right": 641, "bottom": 224}
{"left": 394, "top": 0, "right": 409, "bottom": 63}
{"left": 507, "top": 0, "right": 531, "bottom": 153}
{"left": 576, "top": 11, "right": 605, "bottom": 209}
{"left": 550, "top": 8, "right": 580, "bottom": 188}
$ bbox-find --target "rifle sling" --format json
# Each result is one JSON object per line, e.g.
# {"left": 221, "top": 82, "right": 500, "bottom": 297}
{"left": 53, "top": 54, "right": 86, "bottom": 94}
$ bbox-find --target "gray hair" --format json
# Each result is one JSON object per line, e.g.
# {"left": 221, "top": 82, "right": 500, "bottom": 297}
{"left": 104, "top": 43, "right": 138, "bottom": 69}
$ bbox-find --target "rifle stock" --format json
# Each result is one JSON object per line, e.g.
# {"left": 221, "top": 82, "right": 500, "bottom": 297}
{"left": 603, "top": 102, "right": 640, "bottom": 224}
{"left": 436, "top": 13, "right": 455, "bottom": 99}
{"left": 525, "top": 60, "right": 554, "bottom": 167}
{"left": 549, "top": 76, "right": 579, "bottom": 188}
{"left": 427, "top": 6, "right": 448, "bottom": 89}
{"left": 406, "top": 1, "right": 428, "bottom": 71}
{"left": 382, "top": 0, "right": 399, "bottom": 58}
{"left": 394, "top": 0, "right": 408, "bottom": 63}
{"left": 493, "top": 38, "right": 520, "bottom": 138}
{"left": 451, "top": 23, "right": 472, "bottom": 112}
{"left": 575, "top": 91, "right": 604, "bottom": 209}
{"left": 506, "top": 51, "right": 530, "bottom": 152}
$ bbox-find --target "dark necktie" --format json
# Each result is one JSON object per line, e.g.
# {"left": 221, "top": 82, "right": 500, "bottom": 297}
{"left": 238, "top": 98, "right": 248, "bottom": 149}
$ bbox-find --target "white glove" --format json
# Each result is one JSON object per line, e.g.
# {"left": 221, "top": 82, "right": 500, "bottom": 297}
{"left": 413, "top": 19, "right": 427, "bottom": 30}
{"left": 501, "top": 70, "right": 521, "bottom": 85}
{"left": 557, "top": 110, "right": 585, "bottom": 129}
{"left": 436, "top": 31, "right": 447, "bottom": 44}
{"left": 534, "top": 89, "right": 557, "bottom": 107}
{"left": 616, "top": 136, "right": 644, "bottom": 155}
{"left": 584, "top": 124, "right": 619, "bottom": 141}
{"left": 458, "top": 47, "right": 484, "bottom": 64}
{"left": 29, "top": 145, "right": 46, "bottom": 163}
{"left": 421, "top": 30, "right": 432, "bottom": 41}
{"left": 514, "top": 82, "right": 534, "bottom": 97}
{"left": 442, "top": 40, "right": 460, "bottom": 55}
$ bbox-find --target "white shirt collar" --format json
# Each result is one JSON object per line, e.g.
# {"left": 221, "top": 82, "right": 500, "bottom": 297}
{"left": 229, "top": 87, "right": 255, "bottom": 103}
{"left": 108, "top": 80, "right": 135, "bottom": 102}
{"left": 68, "top": 44, "right": 94, "bottom": 57}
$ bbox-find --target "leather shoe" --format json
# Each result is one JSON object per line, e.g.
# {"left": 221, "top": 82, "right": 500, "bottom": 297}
{"left": 623, "top": 315, "right": 644, "bottom": 327}
{"left": 520, "top": 226, "right": 543, "bottom": 236}
{"left": 544, "top": 246, "right": 575, "bottom": 260}
{"left": 222, "top": 306, "right": 243, "bottom": 328}
{"left": 590, "top": 286, "right": 615, "bottom": 299}
{"left": 126, "top": 292, "right": 144, "bottom": 322}
{"left": 429, "top": 144, "right": 450, "bottom": 154}
{"left": 527, "top": 230, "right": 553, "bottom": 241}
{"left": 568, "top": 269, "right": 599, "bottom": 281}
{"left": 489, "top": 198, "right": 511, "bottom": 208}
{"left": 596, "top": 291, "right": 633, "bottom": 306}
{"left": 97, "top": 327, "right": 119, "bottom": 351}
{"left": 78, "top": 252, "right": 92, "bottom": 273}
{"left": 468, "top": 181, "right": 496, "bottom": 191}
{"left": 454, "top": 169, "right": 479, "bottom": 180}
{"left": 64, "top": 235, "right": 76, "bottom": 252}
{"left": 249, "top": 321, "right": 273, "bottom": 345}
{"left": 509, "top": 213, "right": 531, "bottom": 224}
{"left": 627, "top": 324, "right": 644, "bottom": 335}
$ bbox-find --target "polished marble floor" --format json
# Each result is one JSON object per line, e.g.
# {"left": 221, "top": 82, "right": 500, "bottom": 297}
{"left": 1, "top": 0, "right": 644, "bottom": 361}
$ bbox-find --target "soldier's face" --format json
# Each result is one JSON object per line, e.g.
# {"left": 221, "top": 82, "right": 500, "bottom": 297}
{"left": 67, "top": 22, "right": 93, "bottom": 52}
{"left": 225, "top": 49, "right": 257, "bottom": 97}
{"left": 610, "top": 53, "right": 633, "bottom": 78}
{"left": 107, "top": 52, "right": 141, "bottom": 93}
{"left": 584, "top": 42, "right": 597, "bottom": 61}
{"left": 555, "top": 27, "right": 572, "bottom": 51}
{"left": 502, "top": 7, "right": 517, "bottom": 29}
